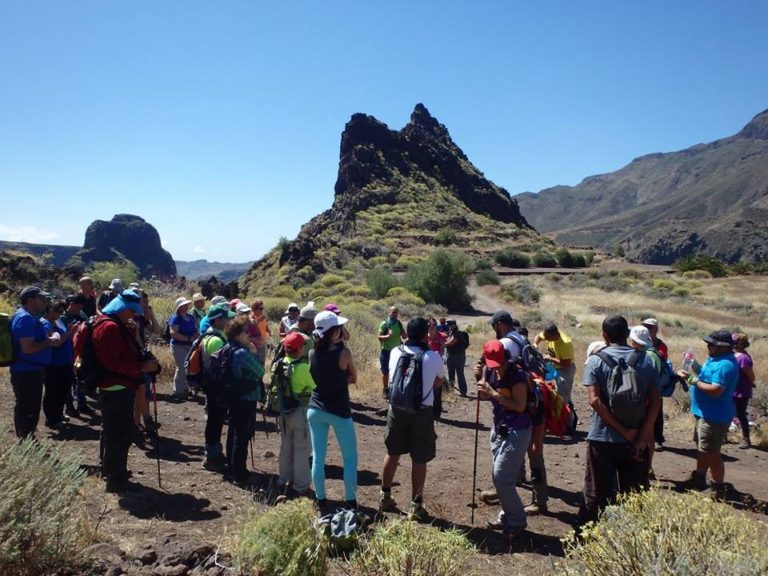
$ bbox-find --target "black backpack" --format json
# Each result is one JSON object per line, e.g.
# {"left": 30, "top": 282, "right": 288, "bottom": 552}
{"left": 206, "top": 343, "right": 238, "bottom": 405}
{"left": 160, "top": 318, "right": 172, "bottom": 344}
{"left": 596, "top": 350, "right": 646, "bottom": 428}
{"left": 507, "top": 332, "right": 547, "bottom": 377}
{"left": 389, "top": 346, "right": 431, "bottom": 413}
{"left": 458, "top": 331, "right": 470, "bottom": 351}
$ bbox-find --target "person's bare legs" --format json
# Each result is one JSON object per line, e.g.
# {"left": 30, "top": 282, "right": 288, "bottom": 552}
{"left": 381, "top": 453, "right": 400, "bottom": 488}
{"left": 411, "top": 461, "right": 427, "bottom": 501}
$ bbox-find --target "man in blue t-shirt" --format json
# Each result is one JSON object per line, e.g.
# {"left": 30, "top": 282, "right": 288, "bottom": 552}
{"left": 10, "top": 286, "right": 63, "bottom": 438}
{"left": 678, "top": 330, "right": 739, "bottom": 496}
{"left": 577, "top": 315, "right": 661, "bottom": 526}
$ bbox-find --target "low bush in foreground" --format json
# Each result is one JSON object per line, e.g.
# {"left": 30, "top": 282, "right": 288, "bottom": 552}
{"left": 559, "top": 488, "right": 768, "bottom": 575}
{"left": 476, "top": 269, "right": 500, "bottom": 286}
{"left": 234, "top": 499, "right": 327, "bottom": 576}
{"left": 0, "top": 438, "right": 90, "bottom": 576}
{"left": 352, "top": 519, "right": 477, "bottom": 576}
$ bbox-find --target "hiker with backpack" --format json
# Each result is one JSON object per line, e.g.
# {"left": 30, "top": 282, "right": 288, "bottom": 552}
{"left": 577, "top": 315, "right": 661, "bottom": 525}
{"left": 427, "top": 320, "right": 447, "bottom": 419}
{"left": 251, "top": 299, "right": 271, "bottom": 364}
{"left": 198, "top": 295, "right": 228, "bottom": 335}
{"left": 271, "top": 331, "right": 316, "bottom": 501}
{"left": 534, "top": 324, "right": 577, "bottom": 431}
{"left": 97, "top": 278, "right": 123, "bottom": 313}
{"left": 678, "top": 330, "right": 740, "bottom": 498}
{"left": 168, "top": 297, "right": 199, "bottom": 400}
{"left": 60, "top": 294, "right": 88, "bottom": 417}
{"left": 41, "top": 300, "right": 76, "bottom": 429}
{"left": 279, "top": 303, "right": 301, "bottom": 337}
{"left": 92, "top": 290, "right": 159, "bottom": 493}
{"left": 476, "top": 339, "right": 533, "bottom": 539}
{"left": 307, "top": 311, "right": 358, "bottom": 510}
{"left": 221, "top": 316, "right": 265, "bottom": 486}
{"left": 378, "top": 306, "right": 405, "bottom": 399}
{"left": 9, "top": 286, "right": 62, "bottom": 439}
{"left": 642, "top": 317, "right": 671, "bottom": 450}
{"left": 379, "top": 317, "right": 445, "bottom": 522}
{"left": 445, "top": 320, "right": 469, "bottom": 397}
{"left": 132, "top": 291, "right": 162, "bottom": 436}
{"left": 190, "top": 293, "right": 207, "bottom": 329}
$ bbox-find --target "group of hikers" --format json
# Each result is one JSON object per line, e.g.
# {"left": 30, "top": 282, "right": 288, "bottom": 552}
{"left": 3, "top": 276, "right": 758, "bottom": 537}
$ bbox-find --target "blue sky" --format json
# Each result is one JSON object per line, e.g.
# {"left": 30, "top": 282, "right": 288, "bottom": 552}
{"left": 1, "top": 1, "right": 766, "bottom": 262}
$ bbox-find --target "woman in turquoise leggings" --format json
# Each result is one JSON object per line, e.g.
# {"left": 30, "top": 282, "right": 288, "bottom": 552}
{"left": 308, "top": 311, "right": 358, "bottom": 509}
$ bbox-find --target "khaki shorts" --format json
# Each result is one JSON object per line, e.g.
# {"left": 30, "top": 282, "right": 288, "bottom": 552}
{"left": 694, "top": 417, "right": 729, "bottom": 454}
{"left": 384, "top": 406, "right": 437, "bottom": 464}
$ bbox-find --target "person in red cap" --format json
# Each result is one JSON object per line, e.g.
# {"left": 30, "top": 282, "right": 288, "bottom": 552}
{"left": 476, "top": 339, "right": 532, "bottom": 539}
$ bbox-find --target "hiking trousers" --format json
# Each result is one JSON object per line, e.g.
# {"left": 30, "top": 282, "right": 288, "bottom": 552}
{"left": 44, "top": 364, "right": 74, "bottom": 424}
{"left": 204, "top": 394, "right": 227, "bottom": 457}
{"left": 170, "top": 342, "right": 190, "bottom": 396}
{"left": 278, "top": 407, "right": 312, "bottom": 493}
{"left": 556, "top": 363, "right": 576, "bottom": 404}
{"left": 226, "top": 400, "right": 256, "bottom": 481}
{"left": 11, "top": 369, "right": 45, "bottom": 439}
{"left": 99, "top": 387, "right": 135, "bottom": 480}
{"left": 308, "top": 407, "right": 358, "bottom": 502}
{"left": 446, "top": 353, "right": 467, "bottom": 395}
{"left": 491, "top": 426, "right": 531, "bottom": 531}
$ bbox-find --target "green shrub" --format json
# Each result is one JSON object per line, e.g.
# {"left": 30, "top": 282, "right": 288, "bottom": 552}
{"left": 571, "top": 253, "right": 588, "bottom": 267}
{"left": 652, "top": 278, "right": 677, "bottom": 292}
{"left": 0, "top": 438, "right": 90, "bottom": 576}
{"left": 596, "top": 276, "right": 633, "bottom": 293}
{"left": 405, "top": 249, "right": 474, "bottom": 311}
{"left": 385, "top": 287, "right": 426, "bottom": 307}
{"left": 532, "top": 252, "right": 557, "bottom": 268}
{"left": 476, "top": 269, "right": 500, "bottom": 286}
{"left": 560, "top": 488, "right": 768, "bottom": 575}
{"left": 474, "top": 259, "right": 493, "bottom": 271}
{"left": 318, "top": 274, "right": 345, "bottom": 288}
{"left": 674, "top": 255, "right": 728, "bottom": 278}
{"left": 352, "top": 519, "right": 477, "bottom": 576}
{"left": 555, "top": 247, "right": 574, "bottom": 267}
{"left": 494, "top": 248, "right": 530, "bottom": 268}
{"left": 234, "top": 499, "right": 327, "bottom": 576}
{"left": 681, "top": 269, "right": 713, "bottom": 280}
{"left": 85, "top": 260, "right": 140, "bottom": 288}
{"left": 366, "top": 266, "right": 399, "bottom": 299}
{"left": 435, "top": 229, "right": 458, "bottom": 246}
{"left": 501, "top": 279, "right": 541, "bottom": 307}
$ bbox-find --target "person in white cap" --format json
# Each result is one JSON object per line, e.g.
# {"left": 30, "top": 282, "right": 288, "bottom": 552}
{"left": 308, "top": 310, "right": 359, "bottom": 510}
{"left": 279, "top": 303, "right": 301, "bottom": 338}
{"left": 97, "top": 278, "right": 123, "bottom": 313}
{"left": 168, "top": 296, "right": 198, "bottom": 399}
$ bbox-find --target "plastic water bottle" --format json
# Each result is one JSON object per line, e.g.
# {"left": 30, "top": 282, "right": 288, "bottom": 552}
{"left": 682, "top": 347, "right": 695, "bottom": 372}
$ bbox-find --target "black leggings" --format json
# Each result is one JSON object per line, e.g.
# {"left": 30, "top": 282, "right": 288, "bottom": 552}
{"left": 734, "top": 397, "right": 750, "bottom": 440}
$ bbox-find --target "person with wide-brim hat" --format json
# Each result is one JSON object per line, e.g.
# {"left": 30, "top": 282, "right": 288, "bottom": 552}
{"left": 168, "top": 296, "right": 198, "bottom": 399}
{"left": 190, "top": 292, "right": 207, "bottom": 329}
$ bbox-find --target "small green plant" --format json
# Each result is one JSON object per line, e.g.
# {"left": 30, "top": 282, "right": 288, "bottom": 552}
{"left": 560, "top": 488, "right": 768, "bottom": 575}
{"left": 234, "top": 499, "right": 328, "bottom": 576}
{"left": 674, "top": 255, "right": 728, "bottom": 278}
{"left": 571, "top": 253, "right": 588, "bottom": 267}
{"left": 555, "top": 247, "right": 575, "bottom": 268}
{"left": 476, "top": 269, "right": 500, "bottom": 286}
{"left": 0, "top": 438, "right": 90, "bottom": 576}
{"left": 501, "top": 279, "right": 541, "bottom": 307}
{"left": 85, "top": 260, "right": 140, "bottom": 289}
{"left": 366, "top": 266, "right": 399, "bottom": 299}
{"left": 474, "top": 259, "right": 493, "bottom": 271}
{"left": 435, "top": 229, "right": 458, "bottom": 246}
{"left": 533, "top": 252, "right": 557, "bottom": 268}
{"left": 352, "top": 519, "right": 477, "bottom": 576}
{"left": 494, "top": 248, "right": 530, "bottom": 268}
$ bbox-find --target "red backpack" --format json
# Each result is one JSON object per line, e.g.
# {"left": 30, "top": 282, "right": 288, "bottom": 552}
{"left": 534, "top": 375, "right": 572, "bottom": 437}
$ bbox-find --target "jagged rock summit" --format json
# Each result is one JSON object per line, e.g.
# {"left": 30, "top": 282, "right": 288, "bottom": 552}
{"left": 242, "top": 104, "right": 538, "bottom": 294}
{"left": 67, "top": 214, "right": 176, "bottom": 278}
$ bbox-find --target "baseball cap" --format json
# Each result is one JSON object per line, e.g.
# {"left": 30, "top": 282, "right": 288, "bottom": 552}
{"left": 283, "top": 332, "right": 307, "bottom": 353}
{"left": 313, "top": 310, "right": 348, "bottom": 338}
{"left": 285, "top": 302, "right": 300, "bottom": 313}
{"left": 490, "top": 310, "right": 513, "bottom": 326}
{"left": 102, "top": 289, "right": 144, "bottom": 315}
{"left": 300, "top": 302, "right": 317, "bottom": 320}
{"left": 20, "top": 286, "right": 51, "bottom": 303}
{"left": 108, "top": 278, "right": 123, "bottom": 291}
{"left": 483, "top": 339, "right": 506, "bottom": 369}
{"left": 208, "top": 304, "right": 236, "bottom": 321}
{"left": 324, "top": 303, "right": 342, "bottom": 315}
{"left": 236, "top": 303, "right": 252, "bottom": 314}
{"left": 629, "top": 326, "right": 653, "bottom": 348}
{"left": 703, "top": 330, "right": 734, "bottom": 348}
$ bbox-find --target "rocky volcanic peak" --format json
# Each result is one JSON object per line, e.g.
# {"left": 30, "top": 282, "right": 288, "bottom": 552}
{"left": 69, "top": 214, "right": 176, "bottom": 278}
{"left": 739, "top": 108, "right": 768, "bottom": 140}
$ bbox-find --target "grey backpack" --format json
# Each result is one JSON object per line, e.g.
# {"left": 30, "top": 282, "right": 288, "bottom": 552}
{"left": 596, "top": 350, "right": 646, "bottom": 428}
{"left": 316, "top": 508, "right": 367, "bottom": 553}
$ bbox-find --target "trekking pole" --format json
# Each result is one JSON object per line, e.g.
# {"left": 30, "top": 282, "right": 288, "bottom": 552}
{"left": 152, "top": 379, "right": 162, "bottom": 489}
{"left": 470, "top": 380, "right": 481, "bottom": 525}
{"left": 250, "top": 438, "right": 255, "bottom": 468}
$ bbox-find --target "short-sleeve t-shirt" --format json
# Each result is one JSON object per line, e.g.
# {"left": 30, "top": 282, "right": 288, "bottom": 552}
{"left": 169, "top": 313, "right": 197, "bottom": 345}
{"left": 379, "top": 318, "right": 404, "bottom": 351}
{"left": 500, "top": 331, "right": 523, "bottom": 361}
{"left": 691, "top": 354, "right": 739, "bottom": 423}
{"left": 11, "top": 308, "right": 51, "bottom": 372}
{"left": 733, "top": 351, "right": 754, "bottom": 399}
{"left": 538, "top": 331, "right": 574, "bottom": 363}
{"left": 41, "top": 318, "right": 73, "bottom": 366}
{"left": 388, "top": 344, "right": 445, "bottom": 408}
{"left": 582, "top": 345, "right": 661, "bottom": 443}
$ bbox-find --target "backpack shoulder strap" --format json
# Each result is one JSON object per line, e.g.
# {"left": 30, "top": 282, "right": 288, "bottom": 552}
{"left": 595, "top": 350, "right": 617, "bottom": 369}
{"left": 628, "top": 349, "right": 644, "bottom": 368}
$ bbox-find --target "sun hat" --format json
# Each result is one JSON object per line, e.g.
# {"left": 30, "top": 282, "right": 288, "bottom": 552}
{"left": 20, "top": 286, "right": 51, "bottom": 303}
{"left": 641, "top": 317, "right": 659, "bottom": 327}
{"left": 732, "top": 333, "right": 750, "bottom": 349}
{"left": 236, "top": 303, "right": 252, "bottom": 314}
{"left": 703, "top": 330, "right": 734, "bottom": 348}
{"left": 283, "top": 332, "right": 307, "bottom": 354}
{"left": 210, "top": 295, "right": 228, "bottom": 307}
{"left": 490, "top": 310, "right": 513, "bottom": 326}
{"left": 207, "top": 304, "right": 236, "bottom": 321}
{"left": 313, "top": 310, "right": 348, "bottom": 338}
{"left": 483, "top": 339, "right": 506, "bottom": 369}
{"left": 300, "top": 302, "right": 318, "bottom": 321}
{"left": 629, "top": 326, "right": 654, "bottom": 348}
{"left": 585, "top": 340, "right": 607, "bottom": 364}
{"left": 174, "top": 297, "right": 193, "bottom": 312}
{"left": 109, "top": 278, "right": 124, "bottom": 291}
{"left": 324, "top": 303, "right": 342, "bottom": 315}
{"left": 285, "top": 302, "right": 300, "bottom": 314}
{"left": 192, "top": 292, "right": 206, "bottom": 303}
{"left": 102, "top": 289, "right": 144, "bottom": 315}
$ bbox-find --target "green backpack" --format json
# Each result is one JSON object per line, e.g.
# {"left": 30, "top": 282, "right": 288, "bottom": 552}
{"left": 0, "top": 313, "right": 14, "bottom": 367}
{"left": 264, "top": 358, "right": 300, "bottom": 416}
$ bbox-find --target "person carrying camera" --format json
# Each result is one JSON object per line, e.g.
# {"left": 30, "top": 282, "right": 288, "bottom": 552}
{"left": 93, "top": 290, "right": 159, "bottom": 493}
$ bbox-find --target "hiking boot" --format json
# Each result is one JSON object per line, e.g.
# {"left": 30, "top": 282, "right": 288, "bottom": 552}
{"left": 407, "top": 501, "right": 429, "bottom": 522}
{"left": 479, "top": 489, "right": 499, "bottom": 505}
{"left": 682, "top": 470, "right": 708, "bottom": 491}
{"left": 378, "top": 490, "right": 397, "bottom": 512}
{"left": 65, "top": 405, "right": 80, "bottom": 418}
{"left": 78, "top": 403, "right": 96, "bottom": 416}
{"left": 705, "top": 482, "right": 727, "bottom": 501}
{"left": 505, "top": 525, "right": 526, "bottom": 540}
{"left": 105, "top": 476, "right": 130, "bottom": 494}
{"left": 202, "top": 455, "right": 227, "bottom": 472}
{"left": 739, "top": 439, "right": 751, "bottom": 450}
{"left": 486, "top": 518, "right": 504, "bottom": 530}
{"left": 524, "top": 502, "right": 547, "bottom": 516}
{"left": 648, "top": 468, "right": 656, "bottom": 480}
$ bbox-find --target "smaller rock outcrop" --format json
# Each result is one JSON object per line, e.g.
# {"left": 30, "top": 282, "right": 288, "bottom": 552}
{"left": 68, "top": 214, "right": 176, "bottom": 278}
